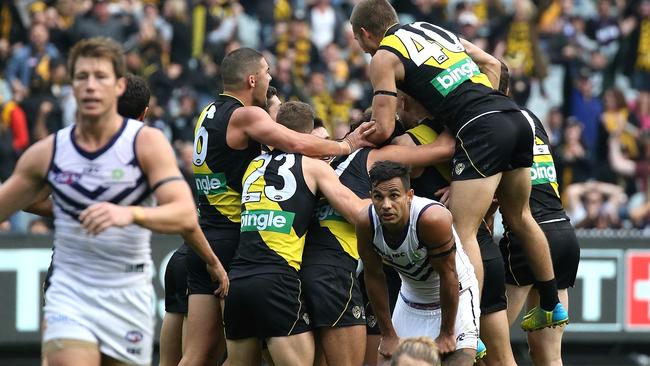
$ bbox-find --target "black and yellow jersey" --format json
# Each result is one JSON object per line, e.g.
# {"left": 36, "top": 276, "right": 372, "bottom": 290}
{"left": 193, "top": 94, "right": 261, "bottom": 234}
{"left": 379, "top": 22, "right": 519, "bottom": 134}
{"left": 303, "top": 148, "right": 372, "bottom": 272}
{"left": 229, "top": 150, "right": 317, "bottom": 279}
{"left": 406, "top": 120, "right": 498, "bottom": 258}
{"left": 406, "top": 118, "right": 452, "bottom": 198}
{"left": 523, "top": 108, "right": 568, "bottom": 223}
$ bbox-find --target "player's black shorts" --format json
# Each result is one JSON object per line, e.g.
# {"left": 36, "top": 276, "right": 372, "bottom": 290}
{"left": 500, "top": 219, "right": 580, "bottom": 289}
{"left": 165, "top": 245, "right": 188, "bottom": 314}
{"left": 478, "top": 231, "right": 507, "bottom": 315}
{"left": 452, "top": 109, "right": 534, "bottom": 181}
{"left": 186, "top": 227, "right": 238, "bottom": 295}
{"left": 224, "top": 273, "right": 311, "bottom": 339}
{"left": 358, "top": 265, "right": 401, "bottom": 335}
{"left": 301, "top": 264, "right": 366, "bottom": 328}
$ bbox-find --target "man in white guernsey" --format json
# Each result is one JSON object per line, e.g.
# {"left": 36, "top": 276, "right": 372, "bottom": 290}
{"left": 356, "top": 161, "right": 479, "bottom": 366}
{"left": 0, "top": 37, "right": 228, "bottom": 366}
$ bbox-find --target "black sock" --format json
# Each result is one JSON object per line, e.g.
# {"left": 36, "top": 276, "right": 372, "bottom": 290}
{"left": 535, "top": 278, "right": 559, "bottom": 311}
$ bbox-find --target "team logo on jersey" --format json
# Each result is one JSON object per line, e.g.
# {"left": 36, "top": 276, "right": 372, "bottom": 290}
{"left": 240, "top": 210, "right": 295, "bottom": 234}
{"left": 53, "top": 171, "right": 81, "bottom": 185}
{"left": 314, "top": 202, "right": 346, "bottom": 222}
{"left": 302, "top": 313, "right": 310, "bottom": 325}
{"left": 430, "top": 57, "right": 481, "bottom": 96}
{"left": 454, "top": 162, "right": 465, "bottom": 176}
{"left": 195, "top": 173, "right": 227, "bottom": 195}
{"left": 125, "top": 330, "right": 144, "bottom": 343}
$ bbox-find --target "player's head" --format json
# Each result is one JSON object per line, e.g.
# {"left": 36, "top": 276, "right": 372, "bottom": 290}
{"left": 266, "top": 85, "right": 281, "bottom": 121}
{"left": 397, "top": 91, "right": 430, "bottom": 129}
{"left": 220, "top": 47, "right": 270, "bottom": 108}
{"left": 391, "top": 337, "right": 441, "bottom": 366}
{"left": 350, "top": 0, "right": 398, "bottom": 54}
{"left": 69, "top": 37, "right": 126, "bottom": 121}
{"left": 118, "top": 74, "right": 150, "bottom": 121}
{"left": 369, "top": 161, "right": 413, "bottom": 227}
{"left": 276, "top": 101, "right": 314, "bottom": 133}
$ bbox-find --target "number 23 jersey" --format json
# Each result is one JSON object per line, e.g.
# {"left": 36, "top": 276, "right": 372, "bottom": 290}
{"left": 230, "top": 151, "right": 317, "bottom": 279}
{"left": 379, "top": 22, "right": 519, "bottom": 134}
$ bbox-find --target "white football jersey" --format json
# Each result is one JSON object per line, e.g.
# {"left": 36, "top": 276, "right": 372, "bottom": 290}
{"left": 46, "top": 119, "right": 155, "bottom": 287}
{"left": 370, "top": 196, "right": 475, "bottom": 304}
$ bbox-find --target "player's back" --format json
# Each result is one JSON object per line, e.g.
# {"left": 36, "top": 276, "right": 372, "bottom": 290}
{"left": 193, "top": 94, "right": 261, "bottom": 233}
{"left": 379, "top": 22, "right": 519, "bottom": 134}
{"left": 230, "top": 150, "right": 317, "bottom": 279}
{"left": 369, "top": 196, "right": 475, "bottom": 304}
{"left": 47, "top": 118, "right": 154, "bottom": 287}
{"left": 304, "top": 148, "right": 372, "bottom": 272}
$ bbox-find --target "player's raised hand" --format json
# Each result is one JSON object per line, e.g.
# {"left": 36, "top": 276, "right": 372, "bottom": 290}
{"left": 80, "top": 202, "right": 135, "bottom": 235}
{"left": 345, "top": 120, "right": 377, "bottom": 150}
{"left": 208, "top": 261, "right": 229, "bottom": 298}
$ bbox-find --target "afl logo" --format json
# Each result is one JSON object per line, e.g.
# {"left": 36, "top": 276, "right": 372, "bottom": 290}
{"left": 125, "top": 330, "right": 144, "bottom": 343}
{"left": 352, "top": 306, "right": 362, "bottom": 319}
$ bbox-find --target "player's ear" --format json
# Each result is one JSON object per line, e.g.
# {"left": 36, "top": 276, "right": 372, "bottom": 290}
{"left": 407, "top": 188, "right": 414, "bottom": 200}
{"left": 138, "top": 106, "right": 149, "bottom": 122}
{"left": 116, "top": 76, "right": 126, "bottom": 96}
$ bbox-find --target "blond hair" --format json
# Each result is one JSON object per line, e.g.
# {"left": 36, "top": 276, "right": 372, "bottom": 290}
{"left": 391, "top": 337, "right": 441, "bottom": 366}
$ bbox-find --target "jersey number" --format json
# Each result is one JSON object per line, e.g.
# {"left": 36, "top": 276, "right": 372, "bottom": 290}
{"left": 242, "top": 154, "right": 297, "bottom": 203}
{"left": 193, "top": 104, "right": 216, "bottom": 166}
{"left": 395, "top": 22, "right": 465, "bottom": 66}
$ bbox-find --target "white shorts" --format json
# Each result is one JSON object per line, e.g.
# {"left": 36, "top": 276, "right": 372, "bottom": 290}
{"left": 392, "top": 283, "right": 481, "bottom": 350}
{"left": 43, "top": 274, "right": 155, "bottom": 365}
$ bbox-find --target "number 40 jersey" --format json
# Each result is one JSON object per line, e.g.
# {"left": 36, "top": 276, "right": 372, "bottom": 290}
{"left": 379, "top": 22, "right": 519, "bottom": 134}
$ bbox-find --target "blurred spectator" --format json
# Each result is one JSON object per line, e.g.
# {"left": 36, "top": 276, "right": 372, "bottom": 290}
{"left": 0, "top": 220, "right": 10, "bottom": 232}
{"left": 569, "top": 68, "right": 603, "bottom": 156}
{"left": 72, "top": 0, "right": 135, "bottom": 43}
{"left": 556, "top": 118, "right": 593, "bottom": 186}
{"left": 586, "top": 0, "right": 621, "bottom": 90}
{"left": 169, "top": 88, "right": 198, "bottom": 145}
{"left": 5, "top": 23, "right": 61, "bottom": 91}
{"left": 544, "top": 106, "right": 565, "bottom": 148}
{"left": 602, "top": 88, "right": 640, "bottom": 159}
{"left": 609, "top": 132, "right": 650, "bottom": 200}
{"left": 0, "top": 85, "right": 29, "bottom": 154}
{"left": 0, "top": 0, "right": 27, "bottom": 45}
{"left": 626, "top": 0, "right": 650, "bottom": 131}
{"left": 165, "top": 0, "right": 192, "bottom": 66}
{"left": 28, "top": 218, "right": 52, "bottom": 234}
{"left": 270, "top": 56, "right": 305, "bottom": 101}
{"left": 565, "top": 181, "right": 626, "bottom": 229}
{"left": 269, "top": 15, "right": 321, "bottom": 82}
{"left": 309, "top": 0, "right": 346, "bottom": 51}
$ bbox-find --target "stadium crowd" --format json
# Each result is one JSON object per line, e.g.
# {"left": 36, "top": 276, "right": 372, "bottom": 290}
{"left": 0, "top": 0, "right": 649, "bottom": 234}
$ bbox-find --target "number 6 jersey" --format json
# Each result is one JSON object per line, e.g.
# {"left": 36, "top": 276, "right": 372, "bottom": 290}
{"left": 379, "top": 22, "right": 519, "bottom": 134}
{"left": 229, "top": 151, "right": 317, "bottom": 279}
{"left": 192, "top": 94, "right": 261, "bottom": 233}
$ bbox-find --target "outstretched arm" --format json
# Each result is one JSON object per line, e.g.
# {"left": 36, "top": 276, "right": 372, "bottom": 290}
{"left": 418, "top": 205, "right": 459, "bottom": 355}
{"left": 368, "top": 50, "right": 402, "bottom": 144}
{"left": 461, "top": 38, "right": 502, "bottom": 89}
{"left": 231, "top": 107, "right": 375, "bottom": 158}
{"left": 370, "top": 130, "right": 455, "bottom": 168}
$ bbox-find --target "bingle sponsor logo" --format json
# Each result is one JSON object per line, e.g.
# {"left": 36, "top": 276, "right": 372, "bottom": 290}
{"left": 431, "top": 57, "right": 481, "bottom": 96}
{"left": 240, "top": 210, "right": 295, "bottom": 234}
{"left": 195, "top": 173, "right": 226, "bottom": 195}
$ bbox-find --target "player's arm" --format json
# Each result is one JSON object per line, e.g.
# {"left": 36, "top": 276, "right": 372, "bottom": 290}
{"left": 368, "top": 50, "right": 402, "bottom": 144}
{"left": 231, "top": 106, "right": 375, "bottom": 157}
{"left": 369, "top": 131, "right": 455, "bottom": 168}
{"left": 418, "top": 205, "right": 459, "bottom": 354}
{"left": 356, "top": 208, "right": 400, "bottom": 357}
{"left": 304, "top": 158, "right": 367, "bottom": 224}
{"left": 0, "top": 136, "right": 52, "bottom": 222}
{"left": 181, "top": 224, "right": 229, "bottom": 297}
{"left": 460, "top": 38, "right": 502, "bottom": 90}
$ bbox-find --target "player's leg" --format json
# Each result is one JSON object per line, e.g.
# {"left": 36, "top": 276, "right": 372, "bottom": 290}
{"left": 160, "top": 248, "right": 189, "bottom": 366}
{"left": 266, "top": 332, "right": 315, "bottom": 366}
{"left": 479, "top": 249, "right": 517, "bottom": 366}
{"left": 179, "top": 295, "right": 226, "bottom": 366}
{"left": 496, "top": 168, "right": 567, "bottom": 331}
{"left": 319, "top": 326, "right": 366, "bottom": 366}
{"left": 449, "top": 174, "right": 501, "bottom": 291}
{"left": 160, "top": 313, "right": 185, "bottom": 366}
{"left": 525, "top": 289, "right": 569, "bottom": 366}
{"left": 226, "top": 338, "right": 262, "bottom": 366}
{"left": 505, "top": 284, "right": 533, "bottom": 326}
{"left": 365, "top": 334, "right": 381, "bottom": 366}
{"left": 45, "top": 341, "right": 101, "bottom": 366}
